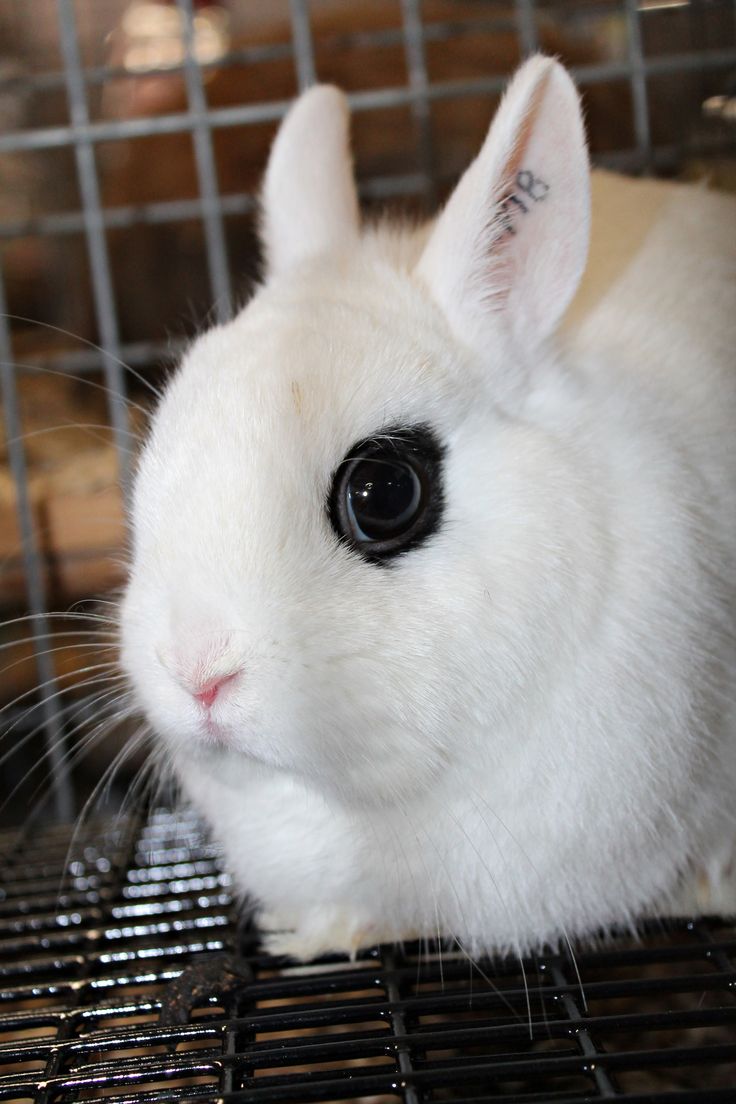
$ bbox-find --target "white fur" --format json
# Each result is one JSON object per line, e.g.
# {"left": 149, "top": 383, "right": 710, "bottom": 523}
{"left": 417, "top": 56, "right": 590, "bottom": 369}
{"left": 261, "top": 84, "right": 360, "bottom": 277}
{"left": 121, "top": 57, "right": 736, "bottom": 960}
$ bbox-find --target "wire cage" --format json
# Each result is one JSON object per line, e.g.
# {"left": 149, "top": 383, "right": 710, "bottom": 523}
{"left": 0, "top": 1, "right": 735, "bottom": 1100}
{"left": 1, "top": 807, "right": 735, "bottom": 1102}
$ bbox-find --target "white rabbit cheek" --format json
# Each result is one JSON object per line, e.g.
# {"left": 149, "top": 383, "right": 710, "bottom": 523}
{"left": 121, "top": 559, "right": 457, "bottom": 804}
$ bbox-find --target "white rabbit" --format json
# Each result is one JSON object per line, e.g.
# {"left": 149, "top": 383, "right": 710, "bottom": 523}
{"left": 120, "top": 56, "right": 736, "bottom": 961}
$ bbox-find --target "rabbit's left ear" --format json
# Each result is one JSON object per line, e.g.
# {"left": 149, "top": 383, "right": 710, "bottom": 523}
{"left": 416, "top": 57, "right": 590, "bottom": 355}
{"left": 262, "top": 85, "right": 360, "bottom": 278}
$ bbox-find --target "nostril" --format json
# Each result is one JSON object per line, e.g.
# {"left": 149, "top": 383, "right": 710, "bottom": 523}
{"left": 192, "top": 671, "right": 240, "bottom": 709}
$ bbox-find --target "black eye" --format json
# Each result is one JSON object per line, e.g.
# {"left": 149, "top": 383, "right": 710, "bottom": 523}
{"left": 328, "top": 426, "right": 443, "bottom": 562}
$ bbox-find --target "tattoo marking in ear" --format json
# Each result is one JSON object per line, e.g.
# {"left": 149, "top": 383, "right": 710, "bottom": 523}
{"left": 516, "top": 170, "right": 550, "bottom": 203}
{"left": 498, "top": 169, "right": 550, "bottom": 236}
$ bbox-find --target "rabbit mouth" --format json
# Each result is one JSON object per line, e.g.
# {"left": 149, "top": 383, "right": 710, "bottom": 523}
{"left": 199, "top": 714, "right": 235, "bottom": 748}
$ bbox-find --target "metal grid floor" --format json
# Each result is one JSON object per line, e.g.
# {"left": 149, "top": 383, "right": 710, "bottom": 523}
{"left": 0, "top": 808, "right": 734, "bottom": 1103}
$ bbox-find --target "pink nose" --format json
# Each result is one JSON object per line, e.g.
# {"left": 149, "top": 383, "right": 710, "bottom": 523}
{"left": 192, "top": 672, "right": 239, "bottom": 709}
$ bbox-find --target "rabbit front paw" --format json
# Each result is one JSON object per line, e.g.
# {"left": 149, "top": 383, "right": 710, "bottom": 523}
{"left": 258, "top": 905, "right": 386, "bottom": 962}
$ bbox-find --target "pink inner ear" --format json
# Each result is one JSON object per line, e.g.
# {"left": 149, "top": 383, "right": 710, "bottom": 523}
{"left": 415, "top": 58, "right": 590, "bottom": 354}
{"left": 481, "top": 166, "right": 554, "bottom": 315}
{"left": 493, "top": 65, "right": 590, "bottom": 340}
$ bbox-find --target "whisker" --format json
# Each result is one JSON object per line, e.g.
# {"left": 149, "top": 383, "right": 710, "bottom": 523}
{"left": 104, "top": 724, "right": 154, "bottom": 816}
{"left": 0, "top": 685, "right": 127, "bottom": 771}
{"left": 449, "top": 803, "right": 532, "bottom": 1037}
{"left": 0, "top": 662, "right": 121, "bottom": 720}
{"left": 0, "top": 669, "right": 125, "bottom": 739}
{"left": 4, "top": 423, "right": 140, "bottom": 452}
{"left": 415, "top": 828, "right": 445, "bottom": 992}
{"left": 1, "top": 360, "right": 153, "bottom": 420}
{"left": 20, "top": 691, "right": 135, "bottom": 813}
{"left": 0, "top": 688, "right": 131, "bottom": 816}
{"left": 59, "top": 727, "right": 150, "bottom": 903}
{"left": 563, "top": 932, "right": 588, "bottom": 1013}
{"left": 0, "top": 611, "right": 120, "bottom": 631}
{"left": 0, "top": 642, "right": 117, "bottom": 680}
{"left": 52, "top": 699, "right": 137, "bottom": 788}
{"left": 71, "top": 598, "right": 122, "bottom": 613}
{"left": 466, "top": 783, "right": 587, "bottom": 1017}
{"left": 0, "top": 631, "right": 119, "bottom": 652}
{"left": 139, "top": 742, "right": 175, "bottom": 822}
{"left": 408, "top": 810, "right": 523, "bottom": 1024}
{"left": 68, "top": 725, "right": 149, "bottom": 854}
{"left": 387, "top": 814, "right": 445, "bottom": 991}
{"left": 0, "top": 314, "right": 165, "bottom": 401}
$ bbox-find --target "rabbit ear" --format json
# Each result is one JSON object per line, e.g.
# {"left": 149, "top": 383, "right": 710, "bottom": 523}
{"left": 416, "top": 57, "right": 590, "bottom": 356}
{"left": 261, "top": 85, "right": 360, "bottom": 278}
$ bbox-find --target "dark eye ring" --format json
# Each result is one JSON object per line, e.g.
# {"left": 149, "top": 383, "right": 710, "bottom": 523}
{"left": 328, "top": 426, "right": 444, "bottom": 563}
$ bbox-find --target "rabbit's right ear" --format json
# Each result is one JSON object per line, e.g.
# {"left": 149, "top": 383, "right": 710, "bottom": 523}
{"left": 416, "top": 57, "right": 590, "bottom": 372}
{"left": 262, "top": 85, "right": 360, "bottom": 278}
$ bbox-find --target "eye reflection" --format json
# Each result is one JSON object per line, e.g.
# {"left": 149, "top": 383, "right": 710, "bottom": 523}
{"left": 328, "top": 426, "right": 444, "bottom": 562}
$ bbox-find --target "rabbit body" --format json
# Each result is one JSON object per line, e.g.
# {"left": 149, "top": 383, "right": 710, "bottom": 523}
{"left": 121, "top": 59, "right": 736, "bottom": 959}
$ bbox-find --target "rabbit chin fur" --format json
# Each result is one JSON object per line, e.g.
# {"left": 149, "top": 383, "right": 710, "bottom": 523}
{"left": 120, "top": 57, "right": 736, "bottom": 960}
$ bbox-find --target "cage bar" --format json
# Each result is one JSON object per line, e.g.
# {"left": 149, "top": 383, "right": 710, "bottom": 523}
{"left": 55, "top": 0, "right": 132, "bottom": 489}
{"left": 515, "top": 0, "right": 540, "bottom": 55}
{"left": 624, "top": 0, "right": 654, "bottom": 169}
{"left": 0, "top": 269, "right": 73, "bottom": 822}
{"left": 400, "top": 0, "right": 436, "bottom": 204}
{"left": 0, "top": 47, "right": 734, "bottom": 158}
{"left": 177, "top": 0, "right": 233, "bottom": 322}
{"left": 289, "top": 0, "right": 318, "bottom": 90}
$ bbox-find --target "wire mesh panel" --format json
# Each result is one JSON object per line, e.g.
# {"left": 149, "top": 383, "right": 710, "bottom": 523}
{"left": 0, "top": 808, "right": 734, "bottom": 1102}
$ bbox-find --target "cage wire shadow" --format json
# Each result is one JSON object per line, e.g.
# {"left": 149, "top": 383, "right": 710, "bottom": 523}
{"left": 0, "top": 0, "right": 735, "bottom": 1100}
